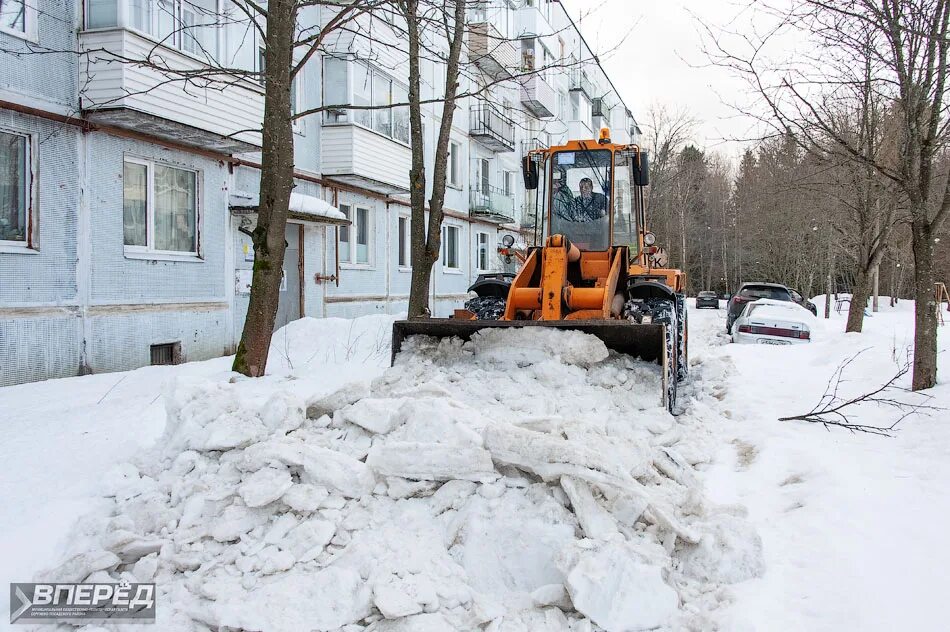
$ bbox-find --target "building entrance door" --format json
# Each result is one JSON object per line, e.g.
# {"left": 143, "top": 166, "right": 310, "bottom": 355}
{"left": 275, "top": 224, "right": 301, "bottom": 331}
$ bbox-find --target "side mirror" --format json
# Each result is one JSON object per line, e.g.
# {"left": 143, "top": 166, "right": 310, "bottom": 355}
{"left": 522, "top": 155, "right": 539, "bottom": 190}
{"left": 633, "top": 150, "right": 650, "bottom": 186}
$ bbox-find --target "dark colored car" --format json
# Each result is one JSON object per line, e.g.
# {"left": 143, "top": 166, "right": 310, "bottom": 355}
{"left": 696, "top": 291, "right": 719, "bottom": 309}
{"left": 726, "top": 282, "right": 794, "bottom": 333}
{"left": 788, "top": 288, "right": 818, "bottom": 316}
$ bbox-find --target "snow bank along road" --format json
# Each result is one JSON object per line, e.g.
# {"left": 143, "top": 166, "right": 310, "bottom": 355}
{"left": 0, "top": 300, "right": 946, "bottom": 631}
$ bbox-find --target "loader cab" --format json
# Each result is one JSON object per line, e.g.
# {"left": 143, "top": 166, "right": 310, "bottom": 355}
{"left": 536, "top": 142, "right": 644, "bottom": 253}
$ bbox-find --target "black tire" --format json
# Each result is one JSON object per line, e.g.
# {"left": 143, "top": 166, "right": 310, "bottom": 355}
{"left": 621, "top": 297, "right": 678, "bottom": 412}
{"left": 675, "top": 294, "right": 688, "bottom": 383}
{"left": 464, "top": 296, "right": 506, "bottom": 320}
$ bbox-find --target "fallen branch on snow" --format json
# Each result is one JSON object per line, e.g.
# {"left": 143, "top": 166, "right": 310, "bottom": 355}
{"left": 778, "top": 349, "right": 942, "bottom": 436}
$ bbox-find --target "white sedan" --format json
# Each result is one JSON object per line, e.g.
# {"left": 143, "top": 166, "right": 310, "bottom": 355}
{"left": 731, "top": 298, "right": 814, "bottom": 345}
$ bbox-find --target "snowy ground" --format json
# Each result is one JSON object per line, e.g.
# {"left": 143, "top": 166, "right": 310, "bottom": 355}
{"left": 0, "top": 299, "right": 946, "bottom": 631}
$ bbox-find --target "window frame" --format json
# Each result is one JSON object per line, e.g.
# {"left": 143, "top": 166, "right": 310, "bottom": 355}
{"left": 476, "top": 231, "right": 491, "bottom": 272}
{"left": 0, "top": 127, "right": 38, "bottom": 252}
{"left": 448, "top": 140, "right": 462, "bottom": 189}
{"left": 321, "top": 57, "right": 410, "bottom": 145}
{"left": 442, "top": 223, "right": 461, "bottom": 272}
{"left": 122, "top": 156, "right": 202, "bottom": 261}
{"left": 397, "top": 214, "right": 411, "bottom": 270}
{"left": 0, "top": 0, "right": 38, "bottom": 42}
{"left": 85, "top": 0, "right": 224, "bottom": 61}
{"left": 338, "top": 202, "right": 373, "bottom": 268}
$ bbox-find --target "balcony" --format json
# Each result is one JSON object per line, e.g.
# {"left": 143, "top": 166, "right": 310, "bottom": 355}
{"left": 320, "top": 125, "right": 411, "bottom": 194}
{"left": 468, "top": 23, "right": 519, "bottom": 79}
{"left": 470, "top": 184, "right": 516, "bottom": 224}
{"left": 520, "top": 75, "right": 557, "bottom": 118}
{"left": 514, "top": 6, "right": 553, "bottom": 38}
{"left": 569, "top": 69, "right": 597, "bottom": 101}
{"left": 469, "top": 104, "right": 515, "bottom": 152}
{"left": 78, "top": 29, "right": 263, "bottom": 153}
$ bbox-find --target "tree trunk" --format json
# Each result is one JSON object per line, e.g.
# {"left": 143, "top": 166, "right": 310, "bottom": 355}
{"left": 405, "top": 0, "right": 431, "bottom": 319}
{"left": 232, "top": 0, "right": 296, "bottom": 377}
{"left": 406, "top": 0, "right": 466, "bottom": 319}
{"left": 846, "top": 266, "right": 870, "bottom": 333}
{"left": 871, "top": 262, "right": 879, "bottom": 312}
{"left": 824, "top": 231, "right": 833, "bottom": 319}
{"left": 911, "top": 219, "right": 938, "bottom": 391}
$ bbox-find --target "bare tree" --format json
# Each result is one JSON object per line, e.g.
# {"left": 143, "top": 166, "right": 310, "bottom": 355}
{"left": 703, "top": 0, "right": 950, "bottom": 390}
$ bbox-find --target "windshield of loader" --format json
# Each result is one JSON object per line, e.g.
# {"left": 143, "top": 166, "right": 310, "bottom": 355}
{"left": 550, "top": 149, "right": 612, "bottom": 250}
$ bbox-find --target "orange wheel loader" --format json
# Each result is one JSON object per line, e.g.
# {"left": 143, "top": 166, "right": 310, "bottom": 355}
{"left": 392, "top": 129, "right": 688, "bottom": 411}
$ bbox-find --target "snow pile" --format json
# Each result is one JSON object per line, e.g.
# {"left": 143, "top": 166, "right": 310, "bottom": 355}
{"left": 230, "top": 190, "right": 347, "bottom": 221}
{"left": 41, "top": 327, "right": 762, "bottom": 631}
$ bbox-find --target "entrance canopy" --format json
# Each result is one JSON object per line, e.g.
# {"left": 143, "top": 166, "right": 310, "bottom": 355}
{"left": 229, "top": 191, "right": 350, "bottom": 226}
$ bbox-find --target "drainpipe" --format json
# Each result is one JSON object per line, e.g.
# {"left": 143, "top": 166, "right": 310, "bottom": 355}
{"left": 76, "top": 127, "right": 92, "bottom": 375}
{"left": 385, "top": 198, "right": 392, "bottom": 312}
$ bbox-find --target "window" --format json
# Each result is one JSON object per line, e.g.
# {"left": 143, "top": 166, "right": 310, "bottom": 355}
{"left": 87, "top": 1, "right": 220, "bottom": 57}
{"left": 290, "top": 75, "right": 304, "bottom": 132}
{"left": 338, "top": 204, "right": 351, "bottom": 261}
{"left": 87, "top": 0, "right": 119, "bottom": 28}
{"left": 373, "top": 72, "right": 392, "bottom": 137}
{"left": 257, "top": 45, "right": 267, "bottom": 85}
{"left": 322, "top": 58, "right": 409, "bottom": 143}
{"left": 479, "top": 158, "right": 490, "bottom": 193}
{"left": 442, "top": 225, "right": 460, "bottom": 270}
{"left": 398, "top": 216, "right": 410, "bottom": 268}
{"left": 338, "top": 203, "right": 371, "bottom": 265}
{"left": 477, "top": 232, "right": 490, "bottom": 271}
{"left": 323, "top": 57, "right": 349, "bottom": 123}
{"left": 352, "top": 62, "right": 372, "bottom": 127}
{"left": 503, "top": 171, "right": 514, "bottom": 197}
{"left": 448, "top": 141, "right": 462, "bottom": 187}
{"left": 0, "top": 0, "right": 26, "bottom": 35}
{"left": 0, "top": 130, "right": 32, "bottom": 246}
{"left": 123, "top": 158, "right": 198, "bottom": 255}
{"left": 356, "top": 206, "right": 370, "bottom": 264}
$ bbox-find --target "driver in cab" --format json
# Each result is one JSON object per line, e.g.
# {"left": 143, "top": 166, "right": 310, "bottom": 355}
{"left": 574, "top": 177, "right": 607, "bottom": 221}
{"left": 554, "top": 176, "right": 607, "bottom": 223}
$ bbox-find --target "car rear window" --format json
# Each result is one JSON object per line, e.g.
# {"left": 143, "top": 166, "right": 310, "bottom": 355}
{"left": 739, "top": 286, "right": 791, "bottom": 300}
{"left": 698, "top": 291, "right": 715, "bottom": 297}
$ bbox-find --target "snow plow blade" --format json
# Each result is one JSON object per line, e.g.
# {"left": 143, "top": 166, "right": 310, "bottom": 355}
{"left": 391, "top": 319, "right": 667, "bottom": 364}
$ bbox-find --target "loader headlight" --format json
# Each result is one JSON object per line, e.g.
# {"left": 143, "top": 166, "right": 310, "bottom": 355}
{"left": 643, "top": 232, "right": 657, "bottom": 246}
{"left": 502, "top": 234, "right": 515, "bottom": 248}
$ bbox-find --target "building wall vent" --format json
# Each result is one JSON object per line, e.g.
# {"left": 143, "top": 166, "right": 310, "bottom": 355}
{"left": 150, "top": 342, "right": 182, "bottom": 366}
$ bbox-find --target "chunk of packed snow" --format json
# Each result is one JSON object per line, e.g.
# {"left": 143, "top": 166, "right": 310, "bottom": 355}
{"left": 207, "top": 567, "right": 370, "bottom": 632}
{"left": 242, "top": 439, "right": 376, "bottom": 498}
{"left": 567, "top": 543, "right": 679, "bottom": 632}
{"left": 484, "top": 422, "right": 637, "bottom": 489}
{"left": 238, "top": 466, "right": 293, "bottom": 507}
{"left": 560, "top": 476, "right": 619, "bottom": 540}
{"left": 471, "top": 327, "right": 610, "bottom": 368}
{"left": 367, "top": 442, "right": 498, "bottom": 482}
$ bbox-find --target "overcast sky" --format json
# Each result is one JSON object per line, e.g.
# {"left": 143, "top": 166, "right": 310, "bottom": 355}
{"left": 561, "top": 0, "right": 765, "bottom": 162}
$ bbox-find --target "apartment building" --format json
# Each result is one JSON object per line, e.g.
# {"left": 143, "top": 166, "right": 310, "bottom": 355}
{"left": 0, "top": 0, "right": 641, "bottom": 386}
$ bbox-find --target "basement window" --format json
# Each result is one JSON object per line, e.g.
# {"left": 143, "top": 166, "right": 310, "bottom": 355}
{"left": 150, "top": 342, "right": 182, "bottom": 365}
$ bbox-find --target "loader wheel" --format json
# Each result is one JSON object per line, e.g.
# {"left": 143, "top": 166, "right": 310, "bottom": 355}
{"left": 621, "top": 296, "right": 678, "bottom": 412}
{"left": 464, "top": 296, "right": 506, "bottom": 320}
{"left": 675, "top": 295, "right": 688, "bottom": 383}
{"left": 664, "top": 323, "right": 678, "bottom": 412}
